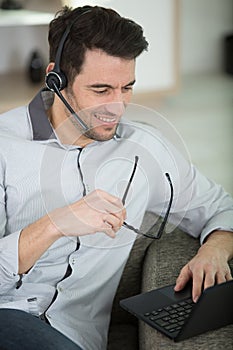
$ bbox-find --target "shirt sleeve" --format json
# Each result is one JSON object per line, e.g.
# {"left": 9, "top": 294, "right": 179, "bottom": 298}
{"left": 0, "top": 154, "right": 21, "bottom": 294}
{"left": 145, "top": 129, "right": 233, "bottom": 244}
{"left": 174, "top": 165, "right": 233, "bottom": 244}
{"left": 0, "top": 230, "right": 21, "bottom": 294}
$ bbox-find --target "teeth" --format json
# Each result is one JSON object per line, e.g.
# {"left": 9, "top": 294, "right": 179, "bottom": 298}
{"left": 95, "top": 114, "right": 116, "bottom": 123}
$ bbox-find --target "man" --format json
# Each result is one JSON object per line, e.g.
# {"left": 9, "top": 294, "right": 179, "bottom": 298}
{"left": 0, "top": 5, "right": 232, "bottom": 350}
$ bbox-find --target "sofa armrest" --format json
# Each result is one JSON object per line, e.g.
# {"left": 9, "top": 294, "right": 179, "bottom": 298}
{"left": 139, "top": 228, "right": 233, "bottom": 350}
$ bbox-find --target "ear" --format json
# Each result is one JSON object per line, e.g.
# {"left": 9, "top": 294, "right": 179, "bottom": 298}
{"left": 46, "top": 62, "right": 55, "bottom": 74}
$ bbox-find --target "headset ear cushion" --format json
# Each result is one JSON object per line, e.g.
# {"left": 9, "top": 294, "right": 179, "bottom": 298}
{"left": 45, "top": 70, "right": 67, "bottom": 91}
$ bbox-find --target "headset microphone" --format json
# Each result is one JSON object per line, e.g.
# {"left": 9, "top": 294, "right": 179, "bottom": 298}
{"left": 51, "top": 81, "right": 89, "bottom": 131}
{"left": 45, "top": 12, "right": 90, "bottom": 131}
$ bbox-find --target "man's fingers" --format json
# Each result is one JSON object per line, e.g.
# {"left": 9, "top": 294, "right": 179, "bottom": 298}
{"left": 101, "top": 221, "right": 116, "bottom": 238}
{"left": 174, "top": 264, "right": 205, "bottom": 303}
{"left": 174, "top": 265, "right": 192, "bottom": 292}
{"left": 103, "top": 213, "right": 124, "bottom": 233}
{"left": 215, "top": 271, "right": 227, "bottom": 285}
{"left": 202, "top": 271, "right": 215, "bottom": 290}
{"left": 85, "top": 189, "right": 124, "bottom": 214}
{"left": 225, "top": 270, "right": 233, "bottom": 281}
{"left": 215, "top": 268, "right": 232, "bottom": 284}
{"left": 83, "top": 190, "right": 126, "bottom": 232}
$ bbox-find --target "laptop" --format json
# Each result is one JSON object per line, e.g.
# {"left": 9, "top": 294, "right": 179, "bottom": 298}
{"left": 120, "top": 279, "right": 233, "bottom": 342}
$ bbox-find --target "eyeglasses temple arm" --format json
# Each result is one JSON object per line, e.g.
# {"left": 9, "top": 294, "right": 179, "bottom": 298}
{"left": 122, "top": 155, "right": 139, "bottom": 205}
{"left": 148, "top": 172, "right": 174, "bottom": 239}
{"left": 123, "top": 221, "right": 145, "bottom": 235}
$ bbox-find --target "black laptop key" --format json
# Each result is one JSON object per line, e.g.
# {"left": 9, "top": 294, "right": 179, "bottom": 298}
{"left": 143, "top": 297, "right": 194, "bottom": 335}
{"left": 155, "top": 319, "right": 170, "bottom": 327}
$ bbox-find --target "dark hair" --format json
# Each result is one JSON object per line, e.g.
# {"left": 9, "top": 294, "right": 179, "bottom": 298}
{"left": 48, "top": 5, "right": 148, "bottom": 85}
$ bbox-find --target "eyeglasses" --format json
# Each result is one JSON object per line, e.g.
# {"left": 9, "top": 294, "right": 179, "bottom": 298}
{"left": 122, "top": 156, "right": 174, "bottom": 239}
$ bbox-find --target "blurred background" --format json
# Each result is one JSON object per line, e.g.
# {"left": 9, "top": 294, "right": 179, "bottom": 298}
{"left": 0, "top": 0, "right": 232, "bottom": 194}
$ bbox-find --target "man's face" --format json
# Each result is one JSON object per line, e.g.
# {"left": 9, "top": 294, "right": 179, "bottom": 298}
{"left": 64, "top": 49, "right": 136, "bottom": 146}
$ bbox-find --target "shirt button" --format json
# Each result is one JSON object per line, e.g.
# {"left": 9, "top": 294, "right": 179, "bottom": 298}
{"left": 58, "top": 286, "right": 63, "bottom": 292}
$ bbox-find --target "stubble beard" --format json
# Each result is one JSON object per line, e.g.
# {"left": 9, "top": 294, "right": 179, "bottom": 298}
{"left": 82, "top": 122, "right": 119, "bottom": 142}
{"left": 66, "top": 89, "right": 120, "bottom": 142}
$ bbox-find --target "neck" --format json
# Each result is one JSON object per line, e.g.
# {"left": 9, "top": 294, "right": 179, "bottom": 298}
{"left": 47, "top": 102, "right": 93, "bottom": 147}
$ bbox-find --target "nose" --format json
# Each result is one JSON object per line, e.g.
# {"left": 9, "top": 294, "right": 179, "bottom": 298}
{"left": 104, "top": 101, "right": 125, "bottom": 117}
{"left": 105, "top": 90, "right": 127, "bottom": 116}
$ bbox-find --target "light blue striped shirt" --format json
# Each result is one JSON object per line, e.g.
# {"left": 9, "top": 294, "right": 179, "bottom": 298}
{"left": 0, "top": 90, "right": 232, "bottom": 349}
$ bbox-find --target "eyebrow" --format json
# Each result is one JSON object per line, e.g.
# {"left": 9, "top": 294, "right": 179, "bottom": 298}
{"left": 87, "top": 80, "right": 136, "bottom": 89}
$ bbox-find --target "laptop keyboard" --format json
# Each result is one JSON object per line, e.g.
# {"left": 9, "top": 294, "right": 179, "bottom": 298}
{"left": 143, "top": 297, "right": 194, "bottom": 335}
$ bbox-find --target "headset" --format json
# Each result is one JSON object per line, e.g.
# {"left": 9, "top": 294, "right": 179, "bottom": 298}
{"left": 45, "top": 10, "right": 91, "bottom": 131}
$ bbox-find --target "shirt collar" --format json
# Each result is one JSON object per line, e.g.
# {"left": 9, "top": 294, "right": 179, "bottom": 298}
{"left": 28, "top": 88, "right": 56, "bottom": 141}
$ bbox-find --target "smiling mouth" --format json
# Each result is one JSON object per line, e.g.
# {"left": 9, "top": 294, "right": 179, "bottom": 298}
{"left": 94, "top": 114, "right": 117, "bottom": 123}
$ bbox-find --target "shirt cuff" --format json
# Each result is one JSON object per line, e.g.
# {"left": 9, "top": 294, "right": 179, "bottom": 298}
{"left": 200, "top": 210, "right": 233, "bottom": 244}
{"left": 0, "top": 230, "right": 21, "bottom": 293}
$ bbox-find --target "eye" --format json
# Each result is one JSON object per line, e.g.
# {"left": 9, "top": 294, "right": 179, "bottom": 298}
{"left": 93, "top": 89, "right": 108, "bottom": 95}
{"left": 123, "top": 86, "right": 133, "bottom": 92}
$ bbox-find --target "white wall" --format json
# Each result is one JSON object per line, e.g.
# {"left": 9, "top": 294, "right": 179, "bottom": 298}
{"left": 0, "top": 0, "right": 177, "bottom": 94}
{"left": 180, "top": 0, "right": 233, "bottom": 74}
{"left": 1, "top": 0, "right": 232, "bottom": 79}
{"left": 0, "top": 25, "right": 50, "bottom": 74}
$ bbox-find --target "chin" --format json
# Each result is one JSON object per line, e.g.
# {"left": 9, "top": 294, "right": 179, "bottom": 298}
{"left": 86, "top": 124, "right": 118, "bottom": 141}
{"left": 84, "top": 128, "right": 116, "bottom": 142}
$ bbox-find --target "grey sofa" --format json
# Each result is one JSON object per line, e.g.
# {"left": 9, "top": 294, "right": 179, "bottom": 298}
{"left": 108, "top": 212, "right": 233, "bottom": 350}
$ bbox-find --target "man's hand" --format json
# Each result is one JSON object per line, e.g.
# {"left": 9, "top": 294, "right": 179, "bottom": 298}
{"left": 174, "top": 231, "right": 233, "bottom": 302}
{"left": 50, "top": 189, "right": 126, "bottom": 238}
{"left": 19, "top": 189, "right": 126, "bottom": 274}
